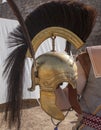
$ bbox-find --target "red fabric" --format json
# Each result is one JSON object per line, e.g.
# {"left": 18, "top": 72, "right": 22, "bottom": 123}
{"left": 82, "top": 112, "right": 101, "bottom": 130}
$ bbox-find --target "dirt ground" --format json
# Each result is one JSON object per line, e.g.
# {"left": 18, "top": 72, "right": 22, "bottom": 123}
{"left": 0, "top": 106, "right": 77, "bottom": 130}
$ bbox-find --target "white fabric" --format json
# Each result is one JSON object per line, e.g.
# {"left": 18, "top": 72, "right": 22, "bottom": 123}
{"left": 0, "top": 18, "right": 18, "bottom": 103}
{"left": 0, "top": 18, "right": 67, "bottom": 104}
{"left": 1, "top": 0, "right": 7, "bottom": 3}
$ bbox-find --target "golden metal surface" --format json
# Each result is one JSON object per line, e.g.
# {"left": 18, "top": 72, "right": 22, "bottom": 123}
{"left": 26, "top": 27, "right": 84, "bottom": 57}
{"left": 30, "top": 52, "right": 78, "bottom": 120}
{"left": 36, "top": 52, "right": 77, "bottom": 89}
{"left": 26, "top": 26, "right": 81, "bottom": 120}
{"left": 40, "top": 91, "right": 65, "bottom": 120}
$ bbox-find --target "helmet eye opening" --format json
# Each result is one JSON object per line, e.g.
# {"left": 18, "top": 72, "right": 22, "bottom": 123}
{"left": 59, "top": 82, "right": 68, "bottom": 89}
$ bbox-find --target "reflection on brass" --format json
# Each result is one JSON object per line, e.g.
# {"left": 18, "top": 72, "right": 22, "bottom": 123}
{"left": 40, "top": 91, "right": 65, "bottom": 120}
{"left": 26, "top": 27, "right": 84, "bottom": 57}
{"left": 30, "top": 52, "right": 77, "bottom": 120}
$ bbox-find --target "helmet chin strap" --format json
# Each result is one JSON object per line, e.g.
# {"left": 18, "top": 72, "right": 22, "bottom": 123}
{"left": 51, "top": 108, "right": 71, "bottom": 130}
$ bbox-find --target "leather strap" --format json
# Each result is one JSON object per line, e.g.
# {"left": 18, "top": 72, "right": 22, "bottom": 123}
{"left": 68, "top": 84, "right": 82, "bottom": 114}
{"left": 76, "top": 52, "right": 91, "bottom": 79}
{"left": 68, "top": 52, "right": 91, "bottom": 114}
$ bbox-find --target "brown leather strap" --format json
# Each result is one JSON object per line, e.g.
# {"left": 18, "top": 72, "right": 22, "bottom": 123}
{"left": 76, "top": 52, "right": 91, "bottom": 79}
{"left": 68, "top": 84, "right": 82, "bottom": 114}
{"left": 68, "top": 52, "right": 91, "bottom": 114}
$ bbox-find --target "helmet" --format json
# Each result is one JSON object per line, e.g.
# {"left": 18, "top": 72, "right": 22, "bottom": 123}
{"left": 32, "top": 52, "right": 78, "bottom": 120}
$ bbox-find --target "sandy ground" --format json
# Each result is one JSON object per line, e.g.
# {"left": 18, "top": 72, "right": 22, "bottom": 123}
{"left": 0, "top": 106, "right": 77, "bottom": 130}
